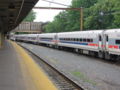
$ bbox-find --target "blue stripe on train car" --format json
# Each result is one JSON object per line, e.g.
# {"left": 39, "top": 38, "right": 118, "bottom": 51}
{"left": 40, "top": 39, "right": 51, "bottom": 42}
{"left": 60, "top": 40, "right": 88, "bottom": 45}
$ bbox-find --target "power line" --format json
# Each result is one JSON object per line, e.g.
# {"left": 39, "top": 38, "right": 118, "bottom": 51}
{"left": 33, "top": 7, "right": 82, "bottom": 10}
{"left": 42, "top": 0, "right": 69, "bottom": 6}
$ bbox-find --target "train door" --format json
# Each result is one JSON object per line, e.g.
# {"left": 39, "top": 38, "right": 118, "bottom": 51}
{"left": 54, "top": 34, "right": 58, "bottom": 45}
{"left": 104, "top": 34, "right": 109, "bottom": 51}
{"left": 98, "top": 33, "right": 105, "bottom": 58}
{"left": 98, "top": 35, "right": 102, "bottom": 50}
{"left": 104, "top": 34, "right": 111, "bottom": 60}
{"left": 36, "top": 35, "right": 39, "bottom": 43}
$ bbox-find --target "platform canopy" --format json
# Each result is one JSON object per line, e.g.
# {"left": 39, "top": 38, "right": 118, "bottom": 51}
{"left": 0, "top": 0, "right": 38, "bottom": 34}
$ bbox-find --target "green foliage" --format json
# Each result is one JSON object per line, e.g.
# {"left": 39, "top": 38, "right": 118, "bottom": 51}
{"left": 23, "top": 10, "right": 36, "bottom": 22}
{"left": 84, "top": 0, "right": 119, "bottom": 29}
{"left": 44, "top": 0, "right": 120, "bottom": 33}
{"left": 71, "top": 71, "right": 97, "bottom": 85}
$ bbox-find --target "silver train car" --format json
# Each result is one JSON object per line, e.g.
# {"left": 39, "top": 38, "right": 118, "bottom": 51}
{"left": 13, "top": 29, "right": 120, "bottom": 61}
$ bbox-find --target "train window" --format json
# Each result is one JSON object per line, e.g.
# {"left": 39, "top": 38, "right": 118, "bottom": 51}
{"left": 76, "top": 38, "right": 78, "bottom": 41}
{"left": 99, "top": 35, "right": 101, "bottom": 41}
{"left": 77, "top": 38, "right": 78, "bottom": 41}
{"left": 87, "top": 39, "right": 90, "bottom": 42}
{"left": 83, "top": 39, "right": 86, "bottom": 42}
{"left": 74, "top": 38, "right": 75, "bottom": 41}
{"left": 116, "top": 40, "right": 120, "bottom": 44}
{"left": 69, "top": 38, "right": 71, "bottom": 41}
{"left": 74, "top": 38, "right": 76, "bottom": 41}
{"left": 90, "top": 39, "right": 93, "bottom": 42}
{"left": 75, "top": 38, "right": 77, "bottom": 41}
{"left": 72, "top": 38, "right": 74, "bottom": 41}
{"left": 106, "top": 35, "right": 108, "bottom": 41}
{"left": 74, "top": 38, "right": 77, "bottom": 41}
{"left": 80, "top": 39, "right": 82, "bottom": 41}
{"left": 71, "top": 38, "right": 73, "bottom": 41}
{"left": 73, "top": 38, "right": 75, "bottom": 41}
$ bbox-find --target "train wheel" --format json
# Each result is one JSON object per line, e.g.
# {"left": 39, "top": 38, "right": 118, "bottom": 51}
{"left": 89, "top": 51, "right": 95, "bottom": 57}
{"left": 105, "top": 52, "right": 110, "bottom": 60}
{"left": 79, "top": 49, "right": 83, "bottom": 54}
{"left": 74, "top": 48, "right": 79, "bottom": 53}
{"left": 116, "top": 55, "right": 120, "bottom": 61}
{"left": 98, "top": 51, "right": 104, "bottom": 58}
{"left": 58, "top": 46, "right": 62, "bottom": 50}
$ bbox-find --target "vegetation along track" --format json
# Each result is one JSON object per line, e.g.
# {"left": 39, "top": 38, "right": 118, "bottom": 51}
{"left": 19, "top": 43, "right": 83, "bottom": 90}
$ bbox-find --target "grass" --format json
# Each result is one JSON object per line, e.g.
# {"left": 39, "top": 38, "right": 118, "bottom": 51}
{"left": 71, "top": 71, "right": 97, "bottom": 86}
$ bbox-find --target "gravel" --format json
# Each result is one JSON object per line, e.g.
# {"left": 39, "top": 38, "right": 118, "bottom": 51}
{"left": 19, "top": 42, "right": 120, "bottom": 90}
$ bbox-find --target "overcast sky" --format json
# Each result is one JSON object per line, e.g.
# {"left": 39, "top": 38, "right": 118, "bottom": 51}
{"left": 33, "top": 0, "right": 72, "bottom": 22}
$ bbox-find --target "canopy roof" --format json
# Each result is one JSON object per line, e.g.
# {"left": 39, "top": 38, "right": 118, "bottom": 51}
{"left": 0, "top": 0, "right": 38, "bottom": 33}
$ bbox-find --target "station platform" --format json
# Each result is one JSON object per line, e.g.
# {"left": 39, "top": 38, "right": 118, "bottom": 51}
{"left": 0, "top": 40, "right": 57, "bottom": 90}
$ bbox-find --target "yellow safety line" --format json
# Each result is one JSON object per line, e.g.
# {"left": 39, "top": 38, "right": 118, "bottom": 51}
{"left": 10, "top": 41, "right": 58, "bottom": 90}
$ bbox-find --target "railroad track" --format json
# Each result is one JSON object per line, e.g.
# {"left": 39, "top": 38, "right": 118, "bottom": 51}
{"left": 19, "top": 43, "right": 84, "bottom": 90}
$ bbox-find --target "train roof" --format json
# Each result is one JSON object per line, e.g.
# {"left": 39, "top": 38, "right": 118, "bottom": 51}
{"left": 38, "top": 33, "right": 57, "bottom": 35}
{"left": 104, "top": 29, "right": 120, "bottom": 33}
{"left": 58, "top": 30, "right": 103, "bottom": 35}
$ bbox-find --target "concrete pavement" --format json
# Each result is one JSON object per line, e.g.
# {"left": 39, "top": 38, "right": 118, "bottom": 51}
{"left": 0, "top": 40, "right": 57, "bottom": 90}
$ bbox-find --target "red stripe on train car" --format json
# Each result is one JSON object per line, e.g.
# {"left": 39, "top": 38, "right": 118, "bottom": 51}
{"left": 109, "top": 45, "right": 113, "bottom": 48}
{"left": 109, "top": 45, "right": 118, "bottom": 49}
{"left": 114, "top": 45, "right": 119, "bottom": 49}
{"left": 101, "top": 45, "right": 105, "bottom": 47}
{"left": 88, "top": 43, "right": 98, "bottom": 47}
{"left": 52, "top": 40, "right": 59, "bottom": 43}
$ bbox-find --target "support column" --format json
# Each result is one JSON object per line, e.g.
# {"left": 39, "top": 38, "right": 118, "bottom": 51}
{"left": 0, "top": 32, "right": 4, "bottom": 48}
{"left": 80, "top": 7, "right": 83, "bottom": 31}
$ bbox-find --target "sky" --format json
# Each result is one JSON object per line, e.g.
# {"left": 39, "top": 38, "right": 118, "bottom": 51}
{"left": 33, "top": 0, "right": 72, "bottom": 22}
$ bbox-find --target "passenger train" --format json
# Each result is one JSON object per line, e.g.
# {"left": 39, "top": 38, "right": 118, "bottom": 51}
{"left": 10, "top": 29, "right": 120, "bottom": 61}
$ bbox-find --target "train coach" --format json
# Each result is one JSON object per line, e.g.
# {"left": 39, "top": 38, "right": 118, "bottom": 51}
{"left": 37, "top": 33, "right": 57, "bottom": 47}
{"left": 102, "top": 29, "right": 120, "bottom": 60}
{"left": 12, "top": 29, "right": 120, "bottom": 61}
{"left": 57, "top": 30, "right": 102, "bottom": 57}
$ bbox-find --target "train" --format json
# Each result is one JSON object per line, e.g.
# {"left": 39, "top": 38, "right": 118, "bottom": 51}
{"left": 10, "top": 29, "right": 120, "bottom": 61}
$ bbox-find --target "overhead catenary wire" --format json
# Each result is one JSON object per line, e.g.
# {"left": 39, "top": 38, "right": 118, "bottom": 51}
{"left": 15, "top": 0, "right": 25, "bottom": 24}
{"left": 42, "top": 0, "right": 69, "bottom": 7}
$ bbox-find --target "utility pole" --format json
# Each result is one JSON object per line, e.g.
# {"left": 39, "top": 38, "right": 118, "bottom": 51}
{"left": 80, "top": 7, "right": 83, "bottom": 31}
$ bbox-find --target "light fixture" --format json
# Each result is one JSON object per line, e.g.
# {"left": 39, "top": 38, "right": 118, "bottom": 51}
{"left": 8, "top": 3, "right": 15, "bottom": 11}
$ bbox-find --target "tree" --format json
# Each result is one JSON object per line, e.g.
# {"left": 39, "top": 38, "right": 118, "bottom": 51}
{"left": 23, "top": 10, "right": 36, "bottom": 22}
{"left": 44, "top": 0, "right": 120, "bottom": 33}
{"left": 84, "top": 0, "right": 120, "bottom": 29}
